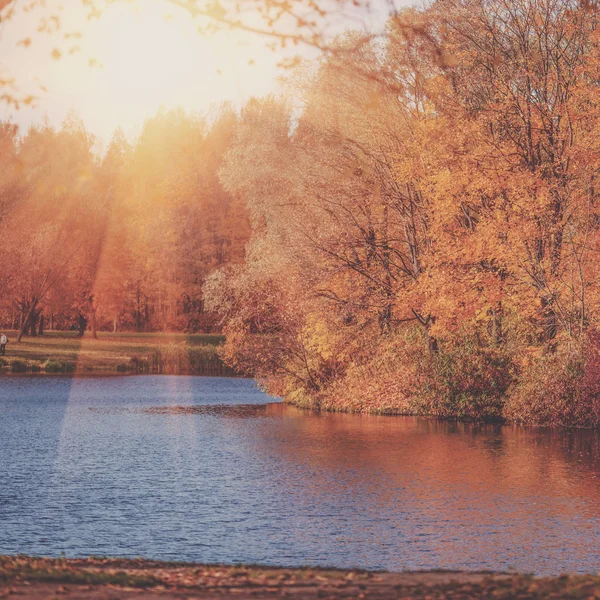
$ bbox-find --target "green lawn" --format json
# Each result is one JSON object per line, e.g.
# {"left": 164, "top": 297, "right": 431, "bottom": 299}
{"left": 0, "top": 330, "right": 228, "bottom": 374}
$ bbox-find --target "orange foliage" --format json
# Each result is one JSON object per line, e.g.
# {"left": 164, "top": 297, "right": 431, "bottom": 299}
{"left": 205, "top": 1, "right": 600, "bottom": 424}
{"left": 0, "top": 108, "right": 250, "bottom": 336}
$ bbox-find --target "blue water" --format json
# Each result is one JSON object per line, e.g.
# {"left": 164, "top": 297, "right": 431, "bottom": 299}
{"left": 1, "top": 375, "right": 600, "bottom": 576}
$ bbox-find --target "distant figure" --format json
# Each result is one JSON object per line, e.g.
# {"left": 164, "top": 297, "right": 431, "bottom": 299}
{"left": 0, "top": 332, "right": 7, "bottom": 356}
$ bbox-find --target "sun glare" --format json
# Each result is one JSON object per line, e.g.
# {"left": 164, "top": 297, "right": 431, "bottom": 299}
{"left": 104, "top": 10, "right": 198, "bottom": 99}
{"left": 2, "top": 1, "right": 282, "bottom": 140}
{"left": 96, "top": 7, "right": 231, "bottom": 105}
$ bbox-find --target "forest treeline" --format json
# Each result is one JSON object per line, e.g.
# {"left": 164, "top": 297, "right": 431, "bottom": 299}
{"left": 0, "top": 108, "right": 250, "bottom": 339}
{"left": 205, "top": 0, "right": 600, "bottom": 428}
{"left": 5, "top": 0, "right": 600, "bottom": 426}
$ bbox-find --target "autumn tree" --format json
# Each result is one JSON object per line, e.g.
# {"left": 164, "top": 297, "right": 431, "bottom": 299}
{"left": 211, "top": 22, "right": 439, "bottom": 399}
{"left": 0, "top": 123, "right": 24, "bottom": 309}
{"left": 5, "top": 116, "right": 97, "bottom": 340}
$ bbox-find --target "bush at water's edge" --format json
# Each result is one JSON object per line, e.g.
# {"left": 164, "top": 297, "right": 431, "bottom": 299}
{"left": 284, "top": 332, "right": 514, "bottom": 422}
{"left": 127, "top": 344, "right": 237, "bottom": 376}
{"left": 505, "top": 335, "right": 600, "bottom": 428}
{"left": 276, "top": 331, "right": 600, "bottom": 429}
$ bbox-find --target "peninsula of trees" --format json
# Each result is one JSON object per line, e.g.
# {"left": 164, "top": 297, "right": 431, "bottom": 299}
{"left": 208, "top": 0, "right": 600, "bottom": 428}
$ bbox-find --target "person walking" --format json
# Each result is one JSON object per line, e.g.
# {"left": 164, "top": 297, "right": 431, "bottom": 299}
{"left": 0, "top": 332, "right": 7, "bottom": 356}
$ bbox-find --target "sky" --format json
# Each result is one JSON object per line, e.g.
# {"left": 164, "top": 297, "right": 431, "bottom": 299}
{"left": 0, "top": 0, "right": 416, "bottom": 144}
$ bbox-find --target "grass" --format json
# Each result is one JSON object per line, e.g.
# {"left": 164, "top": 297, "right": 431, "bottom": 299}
{"left": 0, "top": 330, "right": 234, "bottom": 376}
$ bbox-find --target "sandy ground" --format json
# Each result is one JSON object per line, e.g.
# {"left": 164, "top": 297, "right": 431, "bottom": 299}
{"left": 1, "top": 557, "right": 600, "bottom": 599}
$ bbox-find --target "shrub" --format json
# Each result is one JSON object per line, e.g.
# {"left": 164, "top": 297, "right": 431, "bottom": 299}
{"left": 129, "top": 356, "right": 150, "bottom": 373}
{"left": 319, "top": 331, "right": 423, "bottom": 414}
{"left": 504, "top": 333, "right": 600, "bottom": 428}
{"left": 316, "top": 331, "right": 515, "bottom": 421}
{"left": 146, "top": 343, "right": 232, "bottom": 375}
{"left": 44, "top": 361, "right": 76, "bottom": 373}
{"left": 415, "top": 338, "right": 515, "bottom": 422}
{"left": 10, "top": 359, "right": 29, "bottom": 373}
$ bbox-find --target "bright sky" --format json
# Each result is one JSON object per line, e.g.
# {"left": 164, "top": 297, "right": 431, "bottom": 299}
{"left": 0, "top": 0, "right": 416, "bottom": 144}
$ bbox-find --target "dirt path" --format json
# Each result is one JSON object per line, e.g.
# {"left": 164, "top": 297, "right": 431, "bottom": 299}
{"left": 1, "top": 557, "right": 599, "bottom": 599}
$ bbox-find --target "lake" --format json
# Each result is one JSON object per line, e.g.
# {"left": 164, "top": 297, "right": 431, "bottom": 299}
{"left": 0, "top": 375, "right": 599, "bottom": 576}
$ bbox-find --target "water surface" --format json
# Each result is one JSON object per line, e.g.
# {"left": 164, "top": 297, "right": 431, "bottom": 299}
{"left": 1, "top": 375, "right": 599, "bottom": 575}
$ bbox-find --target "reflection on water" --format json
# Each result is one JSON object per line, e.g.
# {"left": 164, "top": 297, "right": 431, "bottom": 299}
{"left": 0, "top": 375, "right": 599, "bottom": 576}
{"left": 90, "top": 404, "right": 273, "bottom": 417}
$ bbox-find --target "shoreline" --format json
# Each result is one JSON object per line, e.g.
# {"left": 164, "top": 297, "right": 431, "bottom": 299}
{"left": 0, "top": 331, "right": 235, "bottom": 377}
{"left": 1, "top": 371, "right": 597, "bottom": 431}
{"left": 0, "top": 556, "right": 598, "bottom": 599}
{"left": 0, "top": 370, "right": 243, "bottom": 378}
{"left": 0, "top": 332, "right": 597, "bottom": 430}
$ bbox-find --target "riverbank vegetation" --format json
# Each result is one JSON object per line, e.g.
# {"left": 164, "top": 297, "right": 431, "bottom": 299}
{"left": 0, "top": 332, "right": 233, "bottom": 375}
{"left": 203, "top": 0, "right": 600, "bottom": 428}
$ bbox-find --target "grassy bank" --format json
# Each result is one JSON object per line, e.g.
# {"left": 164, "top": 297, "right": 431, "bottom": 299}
{"left": 0, "top": 331, "right": 236, "bottom": 376}
{"left": 0, "top": 556, "right": 598, "bottom": 599}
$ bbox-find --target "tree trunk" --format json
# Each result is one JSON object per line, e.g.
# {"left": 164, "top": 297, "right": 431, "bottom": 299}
{"left": 428, "top": 335, "right": 439, "bottom": 353}
{"left": 29, "top": 311, "right": 38, "bottom": 337}
{"left": 38, "top": 314, "right": 44, "bottom": 336}
{"left": 425, "top": 319, "right": 438, "bottom": 353}
{"left": 136, "top": 286, "right": 141, "bottom": 332}
{"left": 489, "top": 306, "right": 503, "bottom": 346}
{"left": 144, "top": 296, "right": 149, "bottom": 331}
{"left": 113, "top": 316, "right": 118, "bottom": 333}
{"left": 50, "top": 314, "right": 54, "bottom": 331}
{"left": 17, "top": 300, "right": 38, "bottom": 343}
{"left": 90, "top": 309, "right": 97, "bottom": 340}
{"left": 541, "top": 296, "right": 558, "bottom": 342}
{"left": 78, "top": 314, "right": 87, "bottom": 337}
